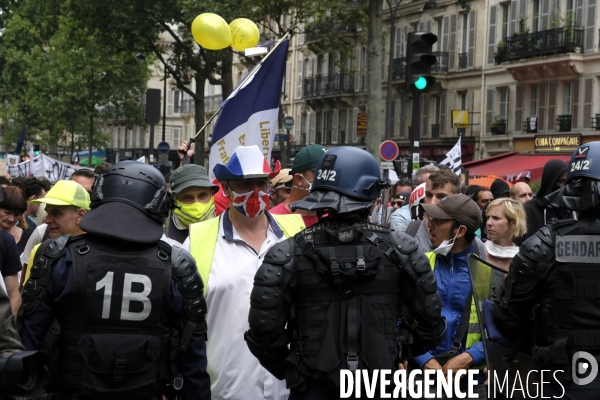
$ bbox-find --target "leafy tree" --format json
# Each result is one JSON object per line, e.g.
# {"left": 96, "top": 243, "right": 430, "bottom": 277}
{"left": 0, "top": 0, "right": 149, "bottom": 165}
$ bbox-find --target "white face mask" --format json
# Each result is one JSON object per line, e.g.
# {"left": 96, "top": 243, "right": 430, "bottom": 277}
{"left": 486, "top": 240, "right": 519, "bottom": 258}
{"left": 293, "top": 174, "right": 312, "bottom": 192}
{"left": 433, "top": 228, "right": 461, "bottom": 256}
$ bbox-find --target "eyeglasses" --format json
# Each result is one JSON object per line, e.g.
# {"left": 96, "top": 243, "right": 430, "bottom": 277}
{"left": 228, "top": 179, "right": 271, "bottom": 192}
{"left": 423, "top": 214, "right": 452, "bottom": 225}
{"left": 391, "top": 201, "right": 404, "bottom": 206}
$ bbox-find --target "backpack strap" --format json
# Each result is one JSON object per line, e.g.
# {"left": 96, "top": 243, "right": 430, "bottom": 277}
{"left": 405, "top": 220, "right": 421, "bottom": 238}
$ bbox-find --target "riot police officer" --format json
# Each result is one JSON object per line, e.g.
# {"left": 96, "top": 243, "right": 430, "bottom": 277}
{"left": 493, "top": 141, "right": 600, "bottom": 399}
{"left": 19, "top": 161, "right": 210, "bottom": 399}
{"left": 244, "top": 147, "right": 446, "bottom": 399}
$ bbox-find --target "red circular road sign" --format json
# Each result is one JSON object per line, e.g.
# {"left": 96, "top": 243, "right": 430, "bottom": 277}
{"left": 379, "top": 140, "right": 399, "bottom": 161}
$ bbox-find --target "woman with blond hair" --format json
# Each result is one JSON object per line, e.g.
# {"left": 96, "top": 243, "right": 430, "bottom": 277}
{"left": 485, "top": 197, "right": 527, "bottom": 272}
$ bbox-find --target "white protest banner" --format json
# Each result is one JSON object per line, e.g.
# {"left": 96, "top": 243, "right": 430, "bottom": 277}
{"left": 137, "top": 155, "right": 146, "bottom": 163}
{"left": 8, "top": 154, "right": 90, "bottom": 181}
{"left": 6, "top": 154, "right": 20, "bottom": 167}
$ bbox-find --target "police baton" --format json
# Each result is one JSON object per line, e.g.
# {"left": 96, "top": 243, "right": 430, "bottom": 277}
{"left": 178, "top": 27, "right": 295, "bottom": 166}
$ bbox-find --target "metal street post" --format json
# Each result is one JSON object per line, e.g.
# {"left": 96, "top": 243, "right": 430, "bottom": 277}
{"left": 409, "top": 92, "right": 421, "bottom": 179}
{"left": 385, "top": 0, "right": 401, "bottom": 139}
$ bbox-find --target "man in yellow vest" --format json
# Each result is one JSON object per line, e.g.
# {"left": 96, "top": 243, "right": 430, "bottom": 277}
{"left": 413, "top": 193, "right": 486, "bottom": 398}
{"left": 182, "top": 145, "right": 304, "bottom": 400}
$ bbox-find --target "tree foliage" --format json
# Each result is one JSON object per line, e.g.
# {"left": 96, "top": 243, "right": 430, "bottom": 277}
{"left": 0, "top": 0, "right": 150, "bottom": 156}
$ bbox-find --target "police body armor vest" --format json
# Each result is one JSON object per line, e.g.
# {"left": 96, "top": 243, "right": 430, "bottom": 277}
{"left": 37, "top": 236, "right": 174, "bottom": 399}
{"left": 290, "top": 220, "right": 402, "bottom": 386}
{"left": 538, "top": 219, "right": 600, "bottom": 381}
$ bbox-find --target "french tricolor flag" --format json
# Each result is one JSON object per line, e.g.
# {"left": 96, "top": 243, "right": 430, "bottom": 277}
{"left": 208, "top": 38, "right": 290, "bottom": 181}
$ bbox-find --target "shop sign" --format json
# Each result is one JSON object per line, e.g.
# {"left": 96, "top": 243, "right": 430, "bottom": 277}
{"left": 535, "top": 134, "right": 581, "bottom": 153}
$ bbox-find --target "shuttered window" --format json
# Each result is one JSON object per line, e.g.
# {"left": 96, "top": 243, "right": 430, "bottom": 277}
{"left": 515, "top": 85, "right": 524, "bottom": 133}
{"left": 547, "top": 81, "right": 557, "bottom": 132}
{"left": 572, "top": 79, "right": 580, "bottom": 129}
{"left": 583, "top": 77, "right": 594, "bottom": 129}
{"left": 487, "top": 6, "right": 497, "bottom": 66}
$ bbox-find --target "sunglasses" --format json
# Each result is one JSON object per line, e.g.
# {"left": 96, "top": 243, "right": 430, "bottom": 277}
{"left": 391, "top": 201, "right": 404, "bottom": 206}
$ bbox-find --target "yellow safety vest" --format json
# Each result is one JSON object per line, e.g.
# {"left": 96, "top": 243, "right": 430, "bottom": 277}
{"left": 426, "top": 252, "right": 483, "bottom": 363}
{"left": 189, "top": 213, "right": 305, "bottom": 294}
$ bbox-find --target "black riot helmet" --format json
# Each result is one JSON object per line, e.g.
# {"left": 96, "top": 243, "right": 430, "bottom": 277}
{"left": 80, "top": 161, "right": 173, "bottom": 243}
{"left": 546, "top": 142, "right": 600, "bottom": 212}
{"left": 291, "top": 146, "right": 388, "bottom": 214}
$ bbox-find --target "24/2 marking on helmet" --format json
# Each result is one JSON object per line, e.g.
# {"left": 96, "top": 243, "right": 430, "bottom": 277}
{"left": 570, "top": 160, "right": 590, "bottom": 172}
{"left": 317, "top": 169, "right": 337, "bottom": 181}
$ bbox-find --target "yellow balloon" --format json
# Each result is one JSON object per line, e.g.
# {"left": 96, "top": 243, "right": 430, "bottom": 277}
{"left": 229, "top": 18, "right": 260, "bottom": 52}
{"left": 191, "top": 13, "right": 232, "bottom": 50}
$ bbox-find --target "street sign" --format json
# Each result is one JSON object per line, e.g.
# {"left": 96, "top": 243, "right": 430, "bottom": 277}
{"left": 157, "top": 141, "right": 170, "bottom": 154}
{"left": 284, "top": 116, "right": 294, "bottom": 131}
{"left": 380, "top": 140, "right": 399, "bottom": 161}
{"left": 381, "top": 161, "right": 394, "bottom": 169}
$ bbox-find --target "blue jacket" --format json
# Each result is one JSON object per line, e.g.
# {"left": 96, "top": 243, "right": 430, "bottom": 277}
{"left": 412, "top": 244, "right": 485, "bottom": 368}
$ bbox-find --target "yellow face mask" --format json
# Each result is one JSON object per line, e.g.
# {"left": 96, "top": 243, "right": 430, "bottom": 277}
{"left": 173, "top": 197, "right": 215, "bottom": 225}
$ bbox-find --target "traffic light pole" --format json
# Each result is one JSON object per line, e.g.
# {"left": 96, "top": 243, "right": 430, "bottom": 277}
{"left": 409, "top": 91, "right": 421, "bottom": 179}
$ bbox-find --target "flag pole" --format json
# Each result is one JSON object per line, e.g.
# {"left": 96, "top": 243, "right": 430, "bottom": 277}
{"left": 180, "top": 27, "right": 295, "bottom": 165}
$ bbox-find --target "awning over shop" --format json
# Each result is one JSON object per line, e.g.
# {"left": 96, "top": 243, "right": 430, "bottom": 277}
{"left": 462, "top": 152, "right": 571, "bottom": 182}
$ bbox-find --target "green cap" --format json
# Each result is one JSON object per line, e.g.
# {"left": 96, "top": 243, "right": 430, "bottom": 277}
{"left": 170, "top": 164, "right": 219, "bottom": 194}
{"left": 290, "top": 144, "right": 327, "bottom": 175}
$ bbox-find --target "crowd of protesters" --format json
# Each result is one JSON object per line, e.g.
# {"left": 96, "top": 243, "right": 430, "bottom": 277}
{"left": 0, "top": 146, "right": 579, "bottom": 399}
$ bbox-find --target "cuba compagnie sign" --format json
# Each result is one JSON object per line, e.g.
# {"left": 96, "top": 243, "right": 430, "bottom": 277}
{"left": 535, "top": 134, "right": 581, "bottom": 153}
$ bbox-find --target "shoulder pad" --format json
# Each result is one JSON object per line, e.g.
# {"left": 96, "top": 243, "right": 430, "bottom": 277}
{"left": 553, "top": 219, "right": 579, "bottom": 236}
{"left": 171, "top": 245, "right": 198, "bottom": 278}
{"left": 264, "top": 239, "right": 294, "bottom": 265}
{"left": 171, "top": 246, "right": 206, "bottom": 328}
{"left": 44, "top": 235, "right": 70, "bottom": 257}
{"left": 391, "top": 231, "right": 419, "bottom": 254}
{"left": 520, "top": 227, "right": 554, "bottom": 262}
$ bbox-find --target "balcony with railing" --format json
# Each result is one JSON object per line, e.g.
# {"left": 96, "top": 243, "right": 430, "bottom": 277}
{"left": 392, "top": 57, "right": 406, "bottom": 78}
{"left": 490, "top": 118, "right": 507, "bottom": 135}
{"left": 204, "top": 94, "right": 223, "bottom": 112}
{"left": 458, "top": 52, "right": 468, "bottom": 69}
{"left": 556, "top": 115, "right": 572, "bottom": 132}
{"left": 177, "top": 99, "right": 195, "bottom": 115}
{"left": 303, "top": 73, "right": 354, "bottom": 98}
{"left": 592, "top": 114, "right": 600, "bottom": 130}
{"left": 432, "top": 52, "right": 449, "bottom": 74}
{"left": 496, "top": 26, "right": 584, "bottom": 63}
{"left": 523, "top": 117, "right": 538, "bottom": 133}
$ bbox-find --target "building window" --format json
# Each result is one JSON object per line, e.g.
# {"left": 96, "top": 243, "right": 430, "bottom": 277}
{"left": 173, "top": 90, "right": 182, "bottom": 115}
{"left": 530, "top": 85, "right": 538, "bottom": 116}
{"left": 499, "top": 87, "right": 509, "bottom": 120}
{"left": 501, "top": 3, "right": 509, "bottom": 40}
{"left": 462, "top": 13, "right": 469, "bottom": 52}
{"left": 173, "top": 127, "right": 182, "bottom": 149}
{"left": 563, "top": 82, "right": 572, "bottom": 114}
{"left": 459, "top": 91, "right": 467, "bottom": 109}
{"left": 532, "top": 0, "right": 541, "bottom": 32}
{"left": 436, "top": 18, "right": 443, "bottom": 51}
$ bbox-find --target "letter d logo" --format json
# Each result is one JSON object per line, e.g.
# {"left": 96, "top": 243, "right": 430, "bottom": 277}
{"left": 572, "top": 351, "right": 599, "bottom": 385}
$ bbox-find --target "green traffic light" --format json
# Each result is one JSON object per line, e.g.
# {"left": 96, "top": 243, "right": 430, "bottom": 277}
{"left": 414, "top": 76, "right": 427, "bottom": 90}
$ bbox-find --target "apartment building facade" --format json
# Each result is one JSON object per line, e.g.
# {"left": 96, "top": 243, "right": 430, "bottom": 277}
{"left": 106, "top": 0, "right": 600, "bottom": 168}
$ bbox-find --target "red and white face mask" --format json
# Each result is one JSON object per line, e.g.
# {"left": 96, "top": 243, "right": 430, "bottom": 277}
{"left": 231, "top": 188, "right": 270, "bottom": 217}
